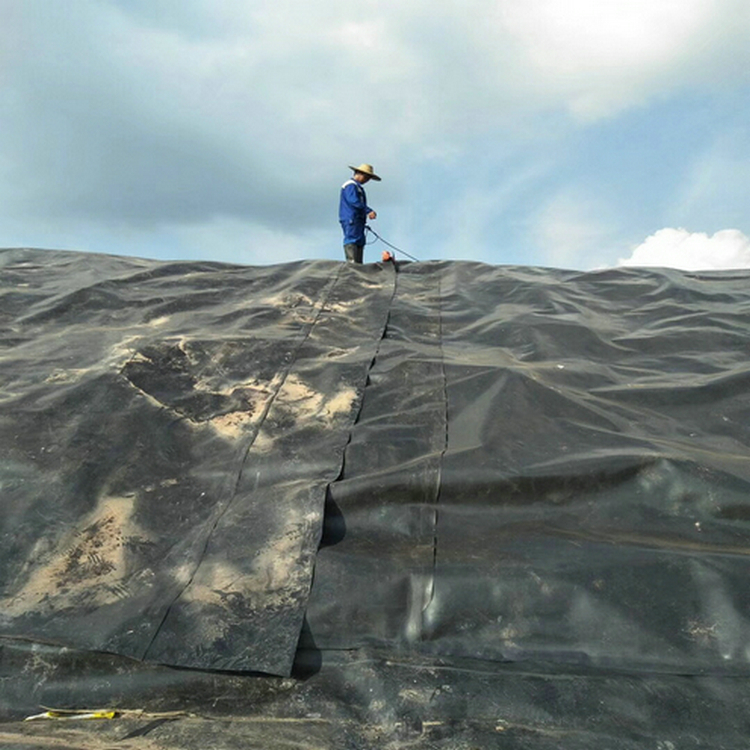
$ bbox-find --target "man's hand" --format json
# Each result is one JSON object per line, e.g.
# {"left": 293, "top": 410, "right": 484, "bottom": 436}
{"left": 368, "top": 210, "right": 377, "bottom": 220}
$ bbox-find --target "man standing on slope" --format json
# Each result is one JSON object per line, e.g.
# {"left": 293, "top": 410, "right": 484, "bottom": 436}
{"left": 339, "top": 163, "right": 381, "bottom": 263}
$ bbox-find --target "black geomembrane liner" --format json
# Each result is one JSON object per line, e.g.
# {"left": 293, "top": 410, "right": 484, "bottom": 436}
{"left": 3, "top": 248, "right": 750, "bottom": 748}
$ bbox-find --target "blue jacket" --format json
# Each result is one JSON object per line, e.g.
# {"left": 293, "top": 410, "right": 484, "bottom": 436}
{"left": 339, "top": 179, "right": 372, "bottom": 245}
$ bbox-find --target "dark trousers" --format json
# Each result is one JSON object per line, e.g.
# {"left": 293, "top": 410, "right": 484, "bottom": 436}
{"left": 344, "top": 243, "right": 364, "bottom": 263}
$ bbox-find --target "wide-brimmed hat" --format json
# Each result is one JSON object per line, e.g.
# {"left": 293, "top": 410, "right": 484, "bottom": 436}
{"left": 349, "top": 163, "right": 381, "bottom": 181}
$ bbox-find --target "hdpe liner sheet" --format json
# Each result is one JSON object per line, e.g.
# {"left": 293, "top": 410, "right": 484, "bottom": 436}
{"left": 4, "top": 249, "right": 750, "bottom": 747}
{"left": 0, "top": 249, "right": 395, "bottom": 675}
{"left": 6, "top": 638, "right": 750, "bottom": 749}
{"left": 305, "top": 262, "right": 750, "bottom": 676}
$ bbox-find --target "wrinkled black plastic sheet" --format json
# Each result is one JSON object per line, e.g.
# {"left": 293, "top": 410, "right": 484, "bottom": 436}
{"left": 0, "top": 249, "right": 395, "bottom": 675}
{"left": 4, "top": 249, "right": 750, "bottom": 747}
{"left": 6, "top": 636, "right": 750, "bottom": 749}
{"left": 308, "top": 262, "right": 750, "bottom": 676}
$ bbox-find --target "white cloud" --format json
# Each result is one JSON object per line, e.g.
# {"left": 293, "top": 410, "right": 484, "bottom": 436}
{"left": 1, "top": 0, "right": 749, "bottom": 266}
{"left": 619, "top": 228, "right": 750, "bottom": 270}
{"left": 499, "top": 0, "right": 750, "bottom": 119}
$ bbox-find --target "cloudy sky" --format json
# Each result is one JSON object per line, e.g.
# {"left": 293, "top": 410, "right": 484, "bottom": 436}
{"left": 2, "top": 0, "right": 749, "bottom": 270}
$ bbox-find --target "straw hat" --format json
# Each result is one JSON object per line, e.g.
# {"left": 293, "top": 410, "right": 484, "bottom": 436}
{"left": 349, "top": 163, "right": 381, "bottom": 181}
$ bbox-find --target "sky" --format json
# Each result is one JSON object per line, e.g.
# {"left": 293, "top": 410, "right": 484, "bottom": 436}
{"left": 1, "top": 0, "right": 749, "bottom": 271}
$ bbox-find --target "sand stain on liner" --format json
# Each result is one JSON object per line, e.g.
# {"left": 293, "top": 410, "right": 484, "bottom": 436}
{"left": 2, "top": 495, "right": 151, "bottom": 616}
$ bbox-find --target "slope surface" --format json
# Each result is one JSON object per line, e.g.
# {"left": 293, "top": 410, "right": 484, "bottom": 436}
{"left": 309, "top": 261, "right": 750, "bottom": 675}
{"left": 0, "top": 249, "right": 395, "bottom": 675}
{"left": 3, "top": 248, "right": 750, "bottom": 748}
